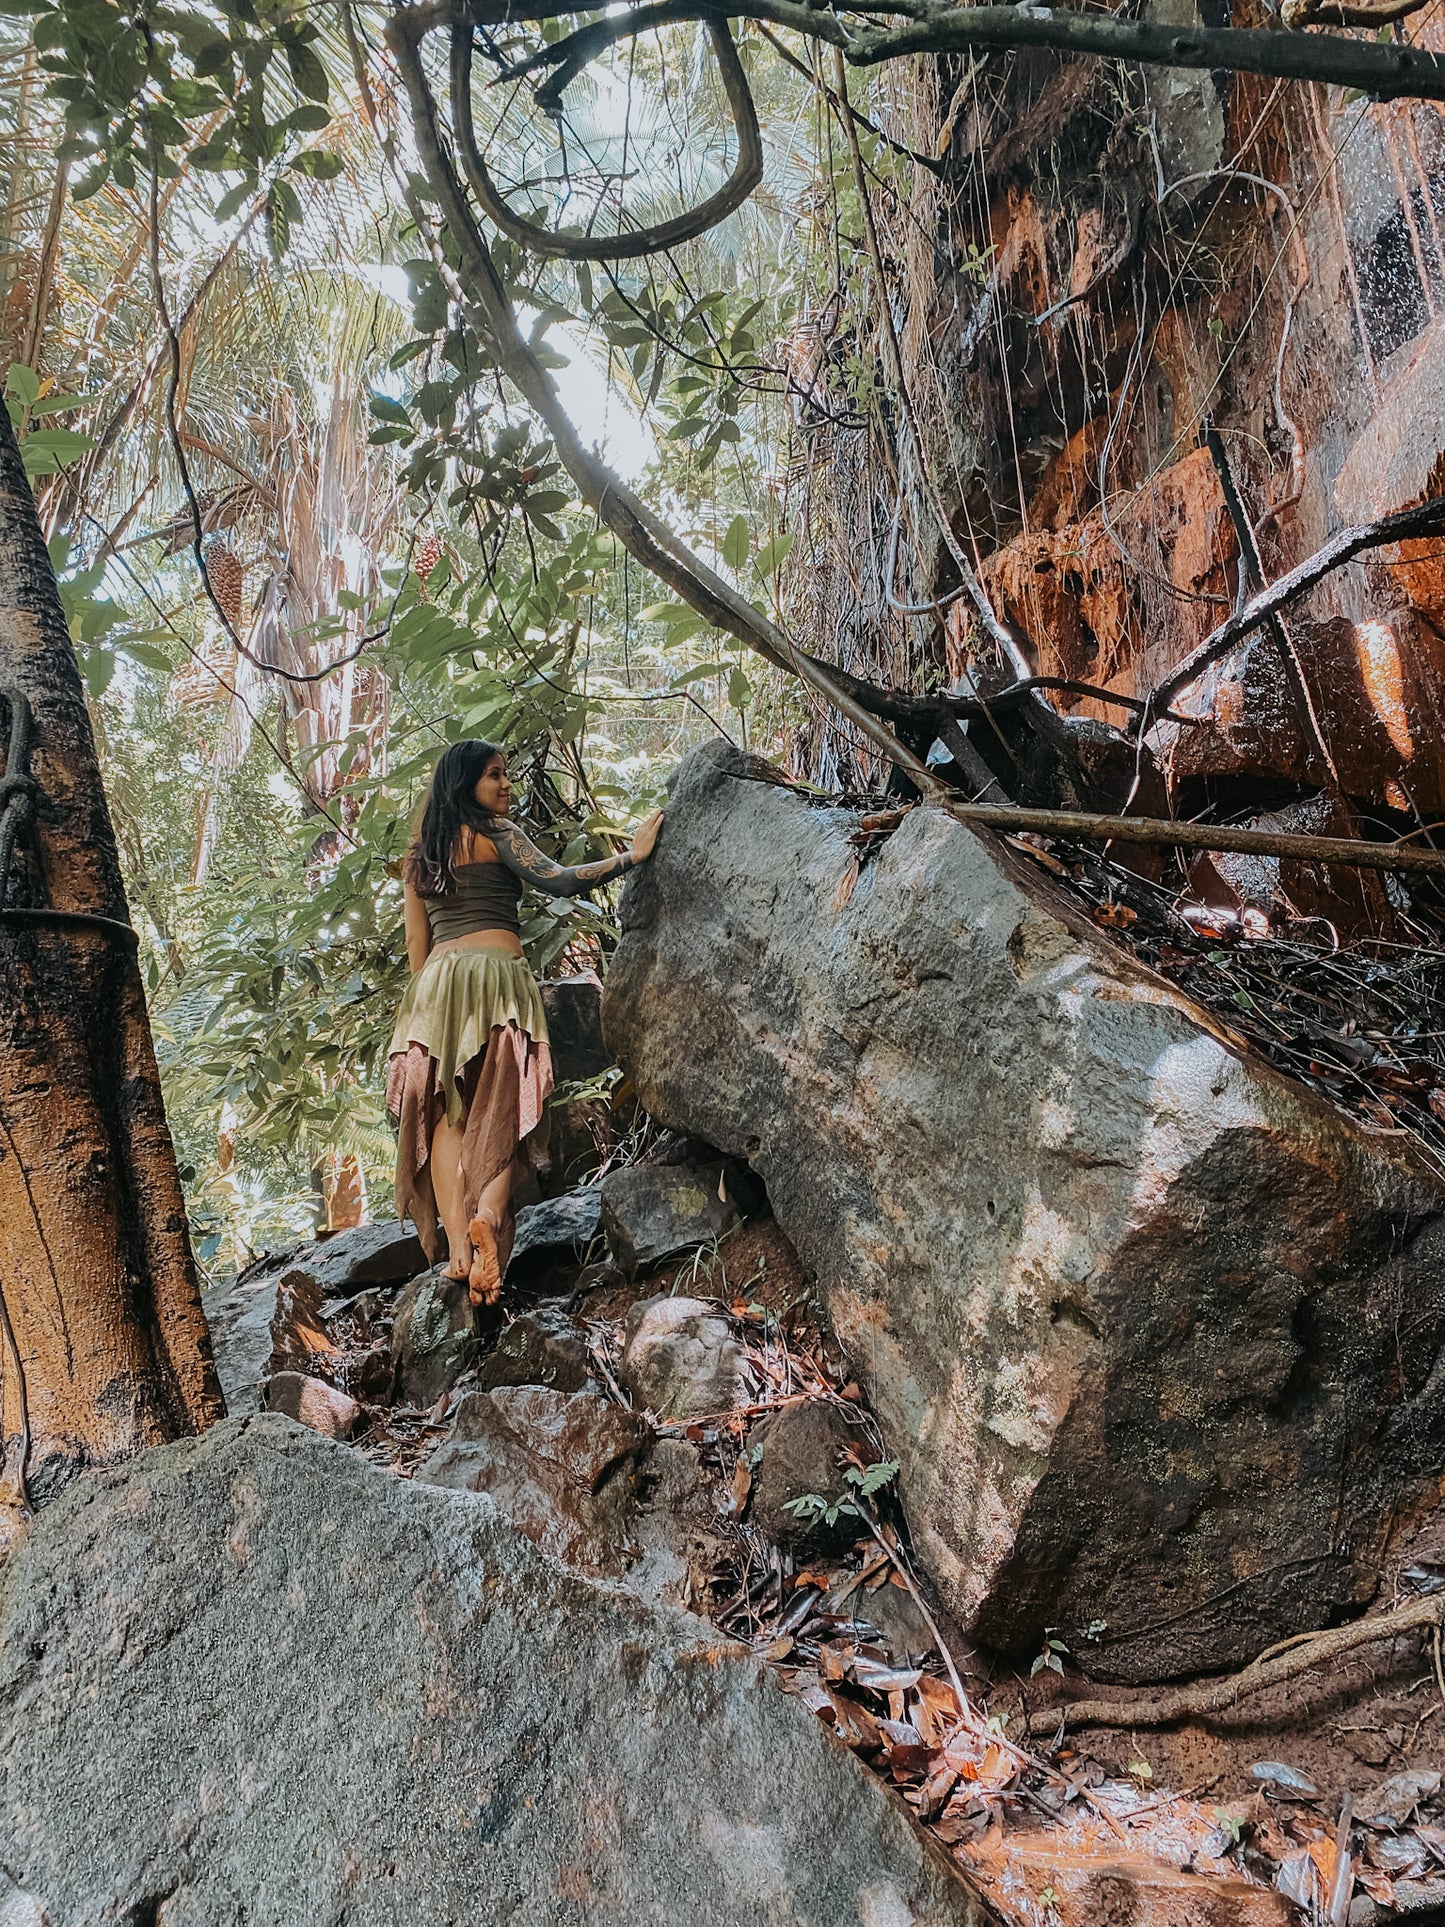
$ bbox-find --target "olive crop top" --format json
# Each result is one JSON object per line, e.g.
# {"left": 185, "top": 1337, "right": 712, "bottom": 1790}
{"left": 424, "top": 817, "right": 635, "bottom": 942}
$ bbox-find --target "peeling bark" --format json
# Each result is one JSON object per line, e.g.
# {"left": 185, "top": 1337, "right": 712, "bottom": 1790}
{"left": 0, "top": 403, "right": 221, "bottom": 1544}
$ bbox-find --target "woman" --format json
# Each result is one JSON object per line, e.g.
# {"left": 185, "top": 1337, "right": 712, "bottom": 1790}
{"left": 386, "top": 739, "right": 662, "bottom": 1306}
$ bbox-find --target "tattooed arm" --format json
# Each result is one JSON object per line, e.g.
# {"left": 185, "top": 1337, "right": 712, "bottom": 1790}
{"left": 485, "top": 810, "right": 662, "bottom": 898}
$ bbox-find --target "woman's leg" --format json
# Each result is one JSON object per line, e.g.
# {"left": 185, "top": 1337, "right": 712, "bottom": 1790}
{"left": 467, "top": 1159, "right": 514, "bottom": 1307}
{"left": 430, "top": 1113, "right": 473, "bottom": 1279}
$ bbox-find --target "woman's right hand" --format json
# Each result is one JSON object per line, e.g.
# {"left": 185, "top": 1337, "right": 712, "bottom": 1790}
{"left": 629, "top": 808, "right": 664, "bottom": 863}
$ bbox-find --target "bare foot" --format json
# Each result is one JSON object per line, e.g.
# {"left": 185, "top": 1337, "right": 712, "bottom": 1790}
{"left": 467, "top": 1215, "right": 502, "bottom": 1307}
{"left": 443, "top": 1247, "right": 471, "bottom": 1282}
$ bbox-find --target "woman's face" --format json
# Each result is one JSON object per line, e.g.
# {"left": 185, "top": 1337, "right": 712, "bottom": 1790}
{"left": 473, "top": 754, "right": 511, "bottom": 817}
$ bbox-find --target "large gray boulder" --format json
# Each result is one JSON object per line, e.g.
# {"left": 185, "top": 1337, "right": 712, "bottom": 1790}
{"left": 604, "top": 741, "right": 1445, "bottom": 1682}
{"left": 0, "top": 1417, "right": 989, "bottom": 1927}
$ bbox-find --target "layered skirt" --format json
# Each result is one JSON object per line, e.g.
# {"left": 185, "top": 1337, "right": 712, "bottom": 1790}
{"left": 385, "top": 948, "right": 553, "bottom": 1273}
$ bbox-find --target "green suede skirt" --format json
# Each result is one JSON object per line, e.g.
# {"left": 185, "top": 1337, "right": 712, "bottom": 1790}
{"left": 386, "top": 948, "right": 550, "bottom": 1127}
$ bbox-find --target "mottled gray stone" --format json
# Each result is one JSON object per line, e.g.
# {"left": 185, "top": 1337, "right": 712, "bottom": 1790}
{"left": 601, "top": 1161, "right": 740, "bottom": 1279}
{"left": 604, "top": 741, "right": 1445, "bottom": 1682}
{"left": 506, "top": 1187, "right": 602, "bottom": 1287}
{"left": 0, "top": 1417, "right": 990, "bottom": 1927}
{"left": 475, "top": 1308, "right": 593, "bottom": 1395}
{"left": 620, "top": 1295, "right": 745, "bottom": 1421}
{"left": 391, "top": 1270, "right": 476, "bottom": 1407}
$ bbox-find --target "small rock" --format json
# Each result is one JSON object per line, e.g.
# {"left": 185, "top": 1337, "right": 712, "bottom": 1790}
{"left": 1359, "top": 1769, "right": 1443, "bottom": 1829}
{"left": 391, "top": 1271, "right": 477, "bottom": 1407}
{"left": 505, "top": 1187, "right": 603, "bottom": 1289}
{"left": 1250, "top": 1761, "right": 1320, "bottom": 1799}
{"left": 242, "top": 1219, "right": 427, "bottom": 1299}
{"left": 600, "top": 1161, "right": 740, "bottom": 1279}
{"left": 419, "top": 1385, "right": 651, "bottom": 1576}
{"left": 268, "top": 1271, "right": 336, "bottom": 1377}
{"left": 475, "top": 1308, "right": 592, "bottom": 1394}
{"left": 618, "top": 1294, "right": 744, "bottom": 1419}
{"left": 745, "top": 1399, "right": 871, "bottom": 1551}
{"left": 263, "top": 1371, "right": 361, "bottom": 1441}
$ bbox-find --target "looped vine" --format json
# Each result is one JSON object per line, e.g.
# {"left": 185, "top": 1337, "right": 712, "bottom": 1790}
{"left": 451, "top": 13, "right": 763, "bottom": 263}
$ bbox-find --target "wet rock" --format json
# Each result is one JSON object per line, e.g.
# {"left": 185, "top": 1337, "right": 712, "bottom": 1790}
{"left": 475, "top": 1307, "right": 593, "bottom": 1395}
{"left": 202, "top": 1221, "right": 427, "bottom": 1414}
{"left": 418, "top": 1385, "right": 651, "bottom": 1577}
{"left": 201, "top": 1270, "right": 284, "bottom": 1414}
{"left": 250, "top": 1219, "right": 427, "bottom": 1301}
{"left": 0, "top": 1417, "right": 986, "bottom": 1926}
{"left": 263, "top": 1370, "right": 361, "bottom": 1440}
{"left": 390, "top": 1271, "right": 476, "bottom": 1408}
{"left": 601, "top": 1160, "right": 740, "bottom": 1279}
{"left": 540, "top": 973, "right": 611, "bottom": 1084}
{"left": 268, "top": 1271, "right": 336, "bottom": 1378}
{"left": 505, "top": 1186, "right": 602, "bottom": 1290}
{"left": 628, "top": 1439, "right": 725, "bottom": 1614}
{"left": 619, "top": 1294, "right": 744, "bottom": 1420}
{"left": 605, "top": 741, "right": 1445, "bottom": 1682}
{"left": 746, "top": 1401, "right": 872, "bottom": 1553}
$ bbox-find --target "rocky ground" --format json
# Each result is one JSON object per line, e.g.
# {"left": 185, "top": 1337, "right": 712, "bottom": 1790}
{"left": 181, "top": 1136, "right": 1445, "bottom": 1927}
{"left": 15, "top": 748, "right": 1445, "bottom": 1925}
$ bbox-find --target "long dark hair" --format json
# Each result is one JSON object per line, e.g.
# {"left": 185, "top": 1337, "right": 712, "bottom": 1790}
{"left": 404, "top": 738, "right": 503, "bottom": 896}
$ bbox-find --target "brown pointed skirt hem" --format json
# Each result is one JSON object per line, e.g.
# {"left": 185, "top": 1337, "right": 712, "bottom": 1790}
{"left": 385, "top": 950, "right": 553, "bottom": 1273}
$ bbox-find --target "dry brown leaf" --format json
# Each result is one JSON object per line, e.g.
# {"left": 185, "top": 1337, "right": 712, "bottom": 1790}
{"left": 730, "top": 1457, "right": 751, "bottom": 1519}
{"left": 832, "top": 858, "right": 860, "bottom": 914}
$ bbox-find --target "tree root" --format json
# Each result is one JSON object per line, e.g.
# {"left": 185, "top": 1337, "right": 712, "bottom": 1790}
{"left": 1025, "top": 1593, "right": 1445, "bottom": 1735}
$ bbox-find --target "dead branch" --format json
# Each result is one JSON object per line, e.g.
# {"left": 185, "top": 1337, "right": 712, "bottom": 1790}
{"left": 845, "top": 3, "right": 1445, "bottom": 99}
{"left": 451, "top": 17, "right": 763, "bottom": 261}
{"left": 1025, "top": 1592, "right": 1445, "bottom": 1734}
{"left": 1148, "top": 494, "right": 1445, "bottom": 717}
{"left": 1283, "top": 0, "right": 1430, "bottom": 27}
{"left": 943, "top": 800, "right": 1445, "bottom": 873}
{"left": 400, "top": 0, "right": 1445, "bottom": 104}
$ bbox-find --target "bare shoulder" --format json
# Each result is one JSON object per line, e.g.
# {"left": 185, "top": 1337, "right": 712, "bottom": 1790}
{"left": 457, "top": 825, "right": 499, "bottom": 865}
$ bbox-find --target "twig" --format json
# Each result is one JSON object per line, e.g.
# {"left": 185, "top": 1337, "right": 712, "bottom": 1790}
{"left": 1328, "top": 1795, "right": 1355, "bottom": 1927}
{"left": 1149, "top": 495, "right": 1445, "bottom": 714}
{"left": 1026, "top": 1592, "right": 1445, "bottom": 1733}
{"left": 860, "top": 1508, "right": 973, "bottom": 1723}
{"left": 940, "top": 798, "right": 1445, "bottom": 873}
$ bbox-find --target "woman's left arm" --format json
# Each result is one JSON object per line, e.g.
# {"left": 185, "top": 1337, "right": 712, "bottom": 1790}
{"left": 488, "top": 811, "right": 662, "bottom": 899}
{"left": 403, "top": 881, "right": 433, "bottom": 971}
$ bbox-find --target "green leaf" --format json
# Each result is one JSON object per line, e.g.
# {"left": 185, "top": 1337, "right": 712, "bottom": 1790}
{"left": 213, "top": 178, "right": 253, "bottom": 223}
{"left": 728, "top": 665, "right": 752, "bottom": 711}
{"left": 5, "top": 363, "right": 39, "bottom": 405}
{"left": 78, "top": 646, "right": 114, "bottom": 698}
{"left": 289, "top": 147, "right": 343, "bottom": 179}
{"left": 20, "top": 426, "right": 92, "bottom": 473}
{"left": 721, "top": 513, "right": 749, "bottom": 571}
{"left": 368, "top": 392, "right": 411, "bottom": 425}
{"left": 120, "top": 641, "right": 173, "bottom": 672}
{"left": 284, "top": 39, "right": 329, "bottom": 101}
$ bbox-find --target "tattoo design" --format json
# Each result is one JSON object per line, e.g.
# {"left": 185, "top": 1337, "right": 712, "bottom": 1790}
{"left": 486, "top": 818, "right": 634, "bottom": 897}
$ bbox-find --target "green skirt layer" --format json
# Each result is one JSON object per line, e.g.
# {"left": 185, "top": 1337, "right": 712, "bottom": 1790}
{"left": 387, "top": 948, "right": 550, "bottom": 1126}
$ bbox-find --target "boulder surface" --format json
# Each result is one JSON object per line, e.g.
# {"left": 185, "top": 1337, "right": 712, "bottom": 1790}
{"left": 0, "top": 1417, "right": 989, "bottom": 1926}
{"left": 604, "top": 742, "right": 1445, "bottom": 1681}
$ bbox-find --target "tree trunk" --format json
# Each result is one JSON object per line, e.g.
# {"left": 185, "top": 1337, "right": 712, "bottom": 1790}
{"left": 0, "top": 402, "right": 222, "bottom": 1547}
